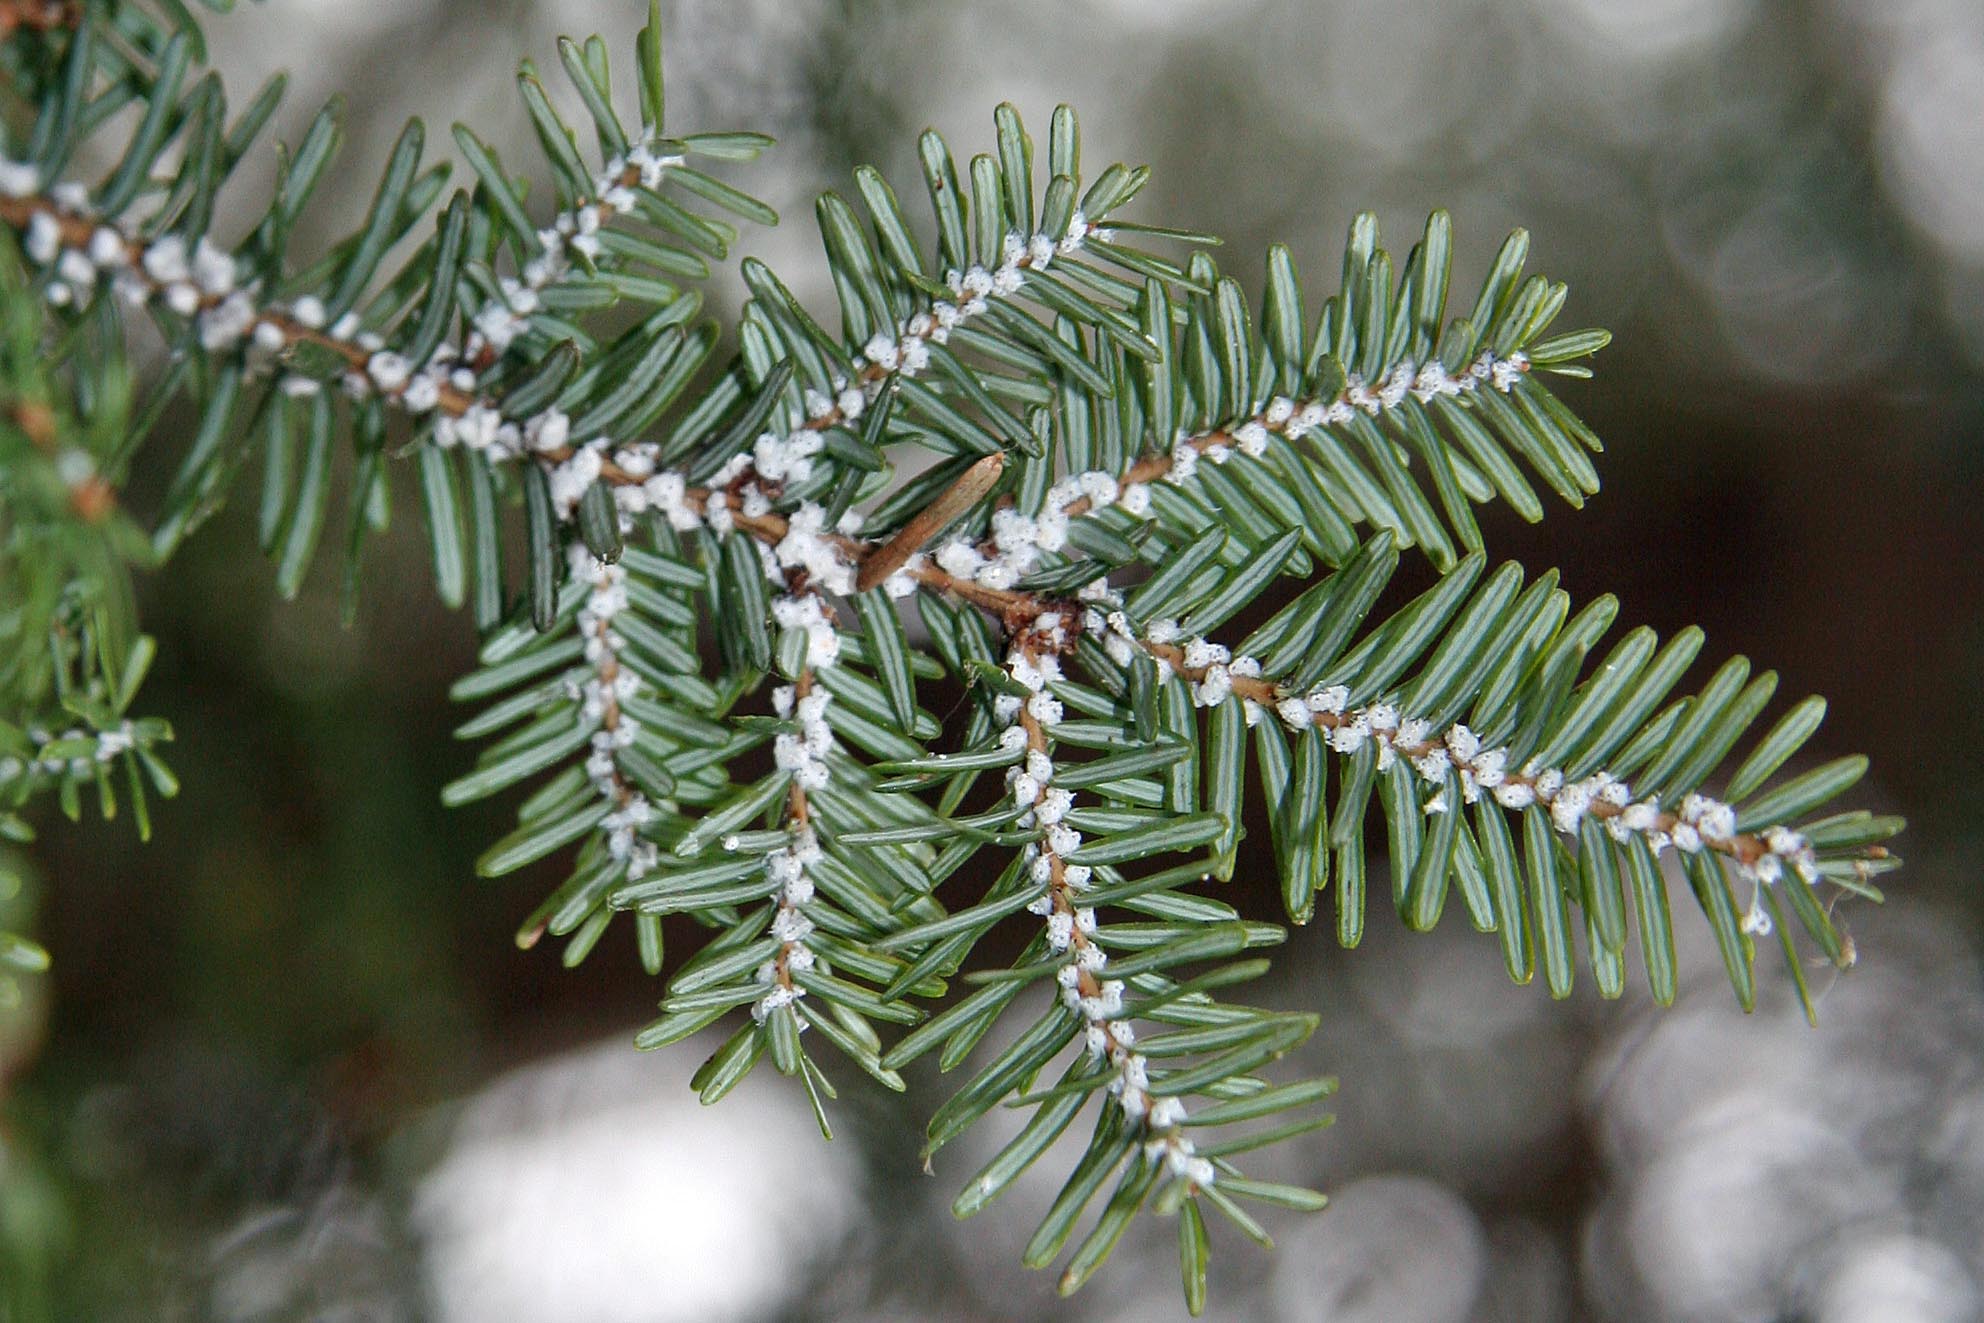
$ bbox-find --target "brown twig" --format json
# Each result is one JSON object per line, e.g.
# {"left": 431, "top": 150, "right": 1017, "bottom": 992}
{"left": 856, "top": 451, "right": 1005, "bottom": 594}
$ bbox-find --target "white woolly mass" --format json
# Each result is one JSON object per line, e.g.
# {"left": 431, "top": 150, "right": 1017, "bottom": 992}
{"left": 5, "top": 139, "right": 714, "bottom": 517}
{"left": 464, "top": 140, "right": 684, "bottom": 358}
{"left": 575, "top": 531, "right": 853, "bottom": 1039}
{"left": 771, "top": 591, "right": 843, "bottom": 671}
{"left": 750, "top": 588, "right": 847, "bottom": 1025}
{"left": 1001, "top": 644, "right": 1213, "bottom": 1188}
{"left": 769, "top": 671, "right": 835, "bottom": 793}
{"left": 773, "top": 503, "right": 856, "bottom": 596}
{"left": 0, "top": 718, "right": 144, "bottom": 787}
{"left": 0, "top": 156, "right": 40, "bottom": 199}
{"left": 734, "top": 210, "right": 1098, "bottom": 593}
{"left": 917, "top": 345, "right": 1536, "bottom": 597}
{"left": 7, "top": 182, "right": 476, "bottom": 391}
{"left": 550, "top": 442, "right": 606, "bottom": 519}
{"left": 1141, "top": 620, "right": 1820, "bottom": 918}
{"left": 752, "top": 824, "right": 826, "bottom": 1025}
{"left": 566, "top": 548, "right": 663, "bottom": 887}
{"left": 5, "top": 155, "right": 1107, "bottom": 697}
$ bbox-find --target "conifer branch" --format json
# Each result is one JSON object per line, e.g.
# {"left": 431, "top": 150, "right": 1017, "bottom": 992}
{"left": 0, "top": 4, "right": 1905, "bottom": 1310}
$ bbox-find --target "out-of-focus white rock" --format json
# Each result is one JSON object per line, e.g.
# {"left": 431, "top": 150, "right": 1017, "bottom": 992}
{"left": 412, "top": 1036, "right": 860, "bottom": 1323}
{"left": 1814, "top": 1234, "right": 1979, "bottom": 1323}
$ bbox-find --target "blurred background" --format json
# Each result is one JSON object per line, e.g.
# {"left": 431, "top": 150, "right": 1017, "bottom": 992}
{"left": 4, "top": 0, "right": 1983, "bottom": 1318}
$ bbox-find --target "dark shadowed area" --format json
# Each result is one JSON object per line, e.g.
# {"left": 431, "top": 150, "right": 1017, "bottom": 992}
{"left": 3, "top": 1, "right": 1980, "bottom": 1320}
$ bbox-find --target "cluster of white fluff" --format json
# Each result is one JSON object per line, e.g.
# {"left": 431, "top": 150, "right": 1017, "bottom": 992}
{"left": 10, "top": 174, "right": 275, "bottom": 355}
{"left": 750, "top": 824, "right": 823, "bottom": 1024}
{"left": 543, "top": 204, "right": 1103, "bottom": 618}
{"left": 546, "top": 439, "right": 876, "bottom": 635}
{"left": 341, "top": 142, "right": 680, "bottom": 456}
{"left": 1136, "top": 617, "right": 1823, "bottom": 938}
{"left": 703, "top": 214, "right": 1099, "bottom": 595}
{"left": 2, "top": 161, "right": 475, "bottom": 415}
{"left": 728, "top": 212, "right": 1097, "bottom": 522}
{"left": 769, "top": 591, "right": 843, "bottom": 671}
{"left": 1, "top": 146, "right": 698, "bottom": 478}
{"left": 930, "top": 469, "right": 1148, "bottom": 594}
{"left": 863, "top": 214, "right": 1091, "bottom": 382}
{"left": 1093, "top": 612, "right": 1273, "bottom": 726}
{"left": 94, "top": 720, "right": 136, "bottom": 760}
{"left": 749, "top": 621, "right": 845, "bottom": 1024}
{"left": 302, "top": 141, "right": 690, "bottom": 462}
{"left": 539, "top": 435, "right": 846, "bottom": 599}
{"left": 468, "top": 141, "right": 682, "bottom": 356}
{"left": 568, "top": 536, "right": 840, "bottom": 1022}
{"left": 1002, "top": 645, "right": 1215, "bottom": 1189}
{"left": 565, "top": 552, "right": 846, "bottom": 1029}
{"left": 770, "top": 504, "right": 856, "bottom": 597}
{"left": 5, "top": 152, "right": 1089, "bottom": 623}
{"left": 3, "top": 162, "right": 356, "bottom": 397}
{"left": 542, "top": 466, "right": 861, "bottom": 1015}
{"left": 566, "top": 548, "right": 661, "bottom": 885}
{"left": 771, "top": 675, "right": 835, "bottom": 791}
{"left": 0, "top": 719, "right": 140, "bottom": 786}
{"left": 0, "top": 156, "right": 39, "bottom": 200}
{"left": 750, "top": 422, "right": 828, "bottom": 486}
{"left": 921, "top": 346, "right": 1535, "bottom": 598}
